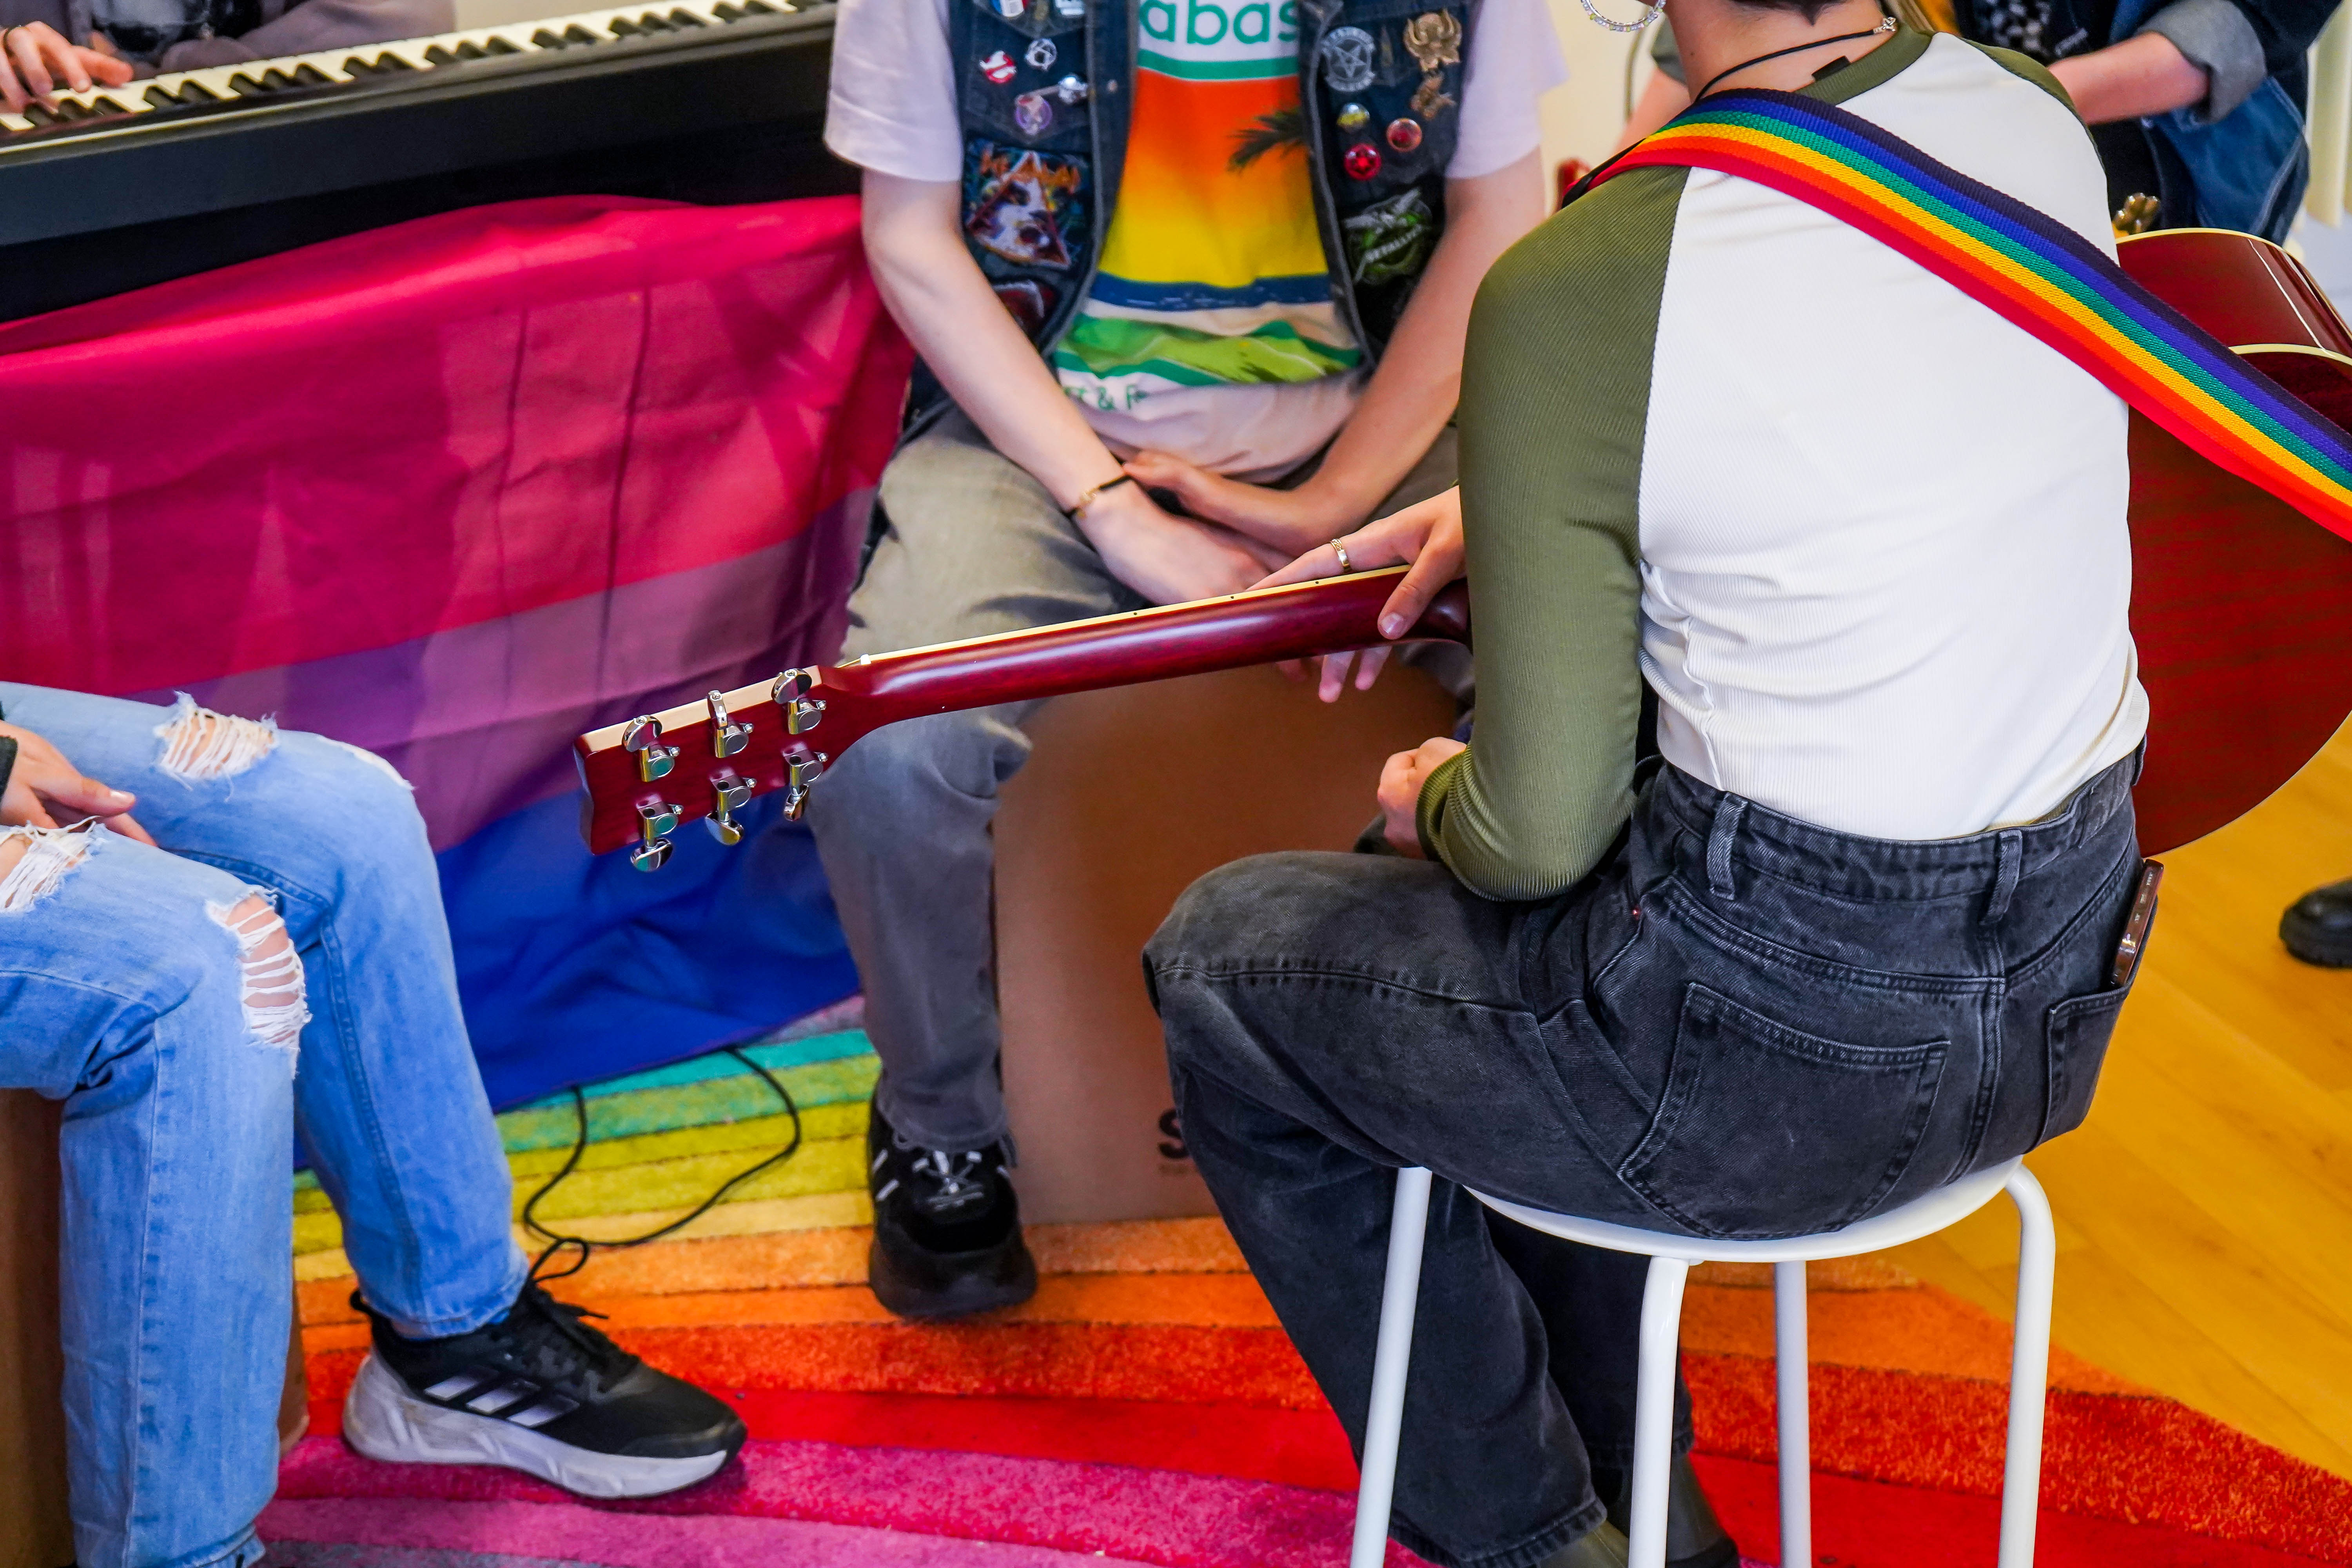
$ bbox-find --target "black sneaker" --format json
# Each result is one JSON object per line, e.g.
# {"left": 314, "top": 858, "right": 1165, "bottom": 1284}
{"left": 342, "top": 1283, "right": 746, "bottom": 1497}
{"left": 2282, "top": 879, "right": 2352, "bottom": 967}
{"left": 866, "top": 1103, "right": 1038, "bottom": 1319}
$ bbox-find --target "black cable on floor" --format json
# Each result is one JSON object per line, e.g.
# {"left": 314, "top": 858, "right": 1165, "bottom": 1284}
{"left": 521, "top": 1044, "right": 804, "bottom": 1285}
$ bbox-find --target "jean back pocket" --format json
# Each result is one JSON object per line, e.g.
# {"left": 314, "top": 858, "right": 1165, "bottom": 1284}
{"left": 1619, "top": 984, "right": 1948, "bottom": 1240}
{"left": 2040, "top": 986, "right": 2131, "bottom": 1144}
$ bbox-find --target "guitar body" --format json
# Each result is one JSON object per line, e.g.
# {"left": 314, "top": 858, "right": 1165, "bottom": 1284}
{"left": 2118, "top": 229, "right": 2352, "bottom": 853}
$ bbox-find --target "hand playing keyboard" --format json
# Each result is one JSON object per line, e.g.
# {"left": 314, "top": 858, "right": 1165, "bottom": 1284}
{"left": 0, "top": 21, "right": 133, "bottom": 113}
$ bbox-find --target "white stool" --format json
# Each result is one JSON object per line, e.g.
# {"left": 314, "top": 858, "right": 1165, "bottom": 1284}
{"left": 1349, "top": 1159, "right": 2057, "bottom": 1568}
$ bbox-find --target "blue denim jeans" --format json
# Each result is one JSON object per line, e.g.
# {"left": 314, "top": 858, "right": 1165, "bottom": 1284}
{"left": 1145, "top": 754, "right": 2143, "bottom": 1568}
{"left": 0, "top": 684, "right": 526, "bottom": 1568}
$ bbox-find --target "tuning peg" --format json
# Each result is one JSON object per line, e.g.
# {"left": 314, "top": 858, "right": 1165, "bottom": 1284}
{"left": 632, "top": 799, "right": 679, "bottom": 872}
{"left": 773, "top": 668, "right": 825, "bottom": 734}
{"left": 707, "top": 772, "right": 752, "bottom": 845}
{"left": 621, "top": 715, "right": 678, "bottom": 782}
{"left": 708, "top": 689, "right": 752, "bottom": 758}
{"left": 779, "top": 748, "right": 827, "bottom": 822}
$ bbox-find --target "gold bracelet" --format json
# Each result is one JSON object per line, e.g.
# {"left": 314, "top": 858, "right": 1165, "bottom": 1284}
{"left": 1067, "top": 472, "right": 1134, "bottom": 520}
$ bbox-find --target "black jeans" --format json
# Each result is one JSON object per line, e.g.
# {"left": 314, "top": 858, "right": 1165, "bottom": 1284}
{"left": 1144, "top": 756, "right": 2143, "bottom": 1568}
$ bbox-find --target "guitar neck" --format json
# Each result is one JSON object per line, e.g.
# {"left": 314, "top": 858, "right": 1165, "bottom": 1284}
{"left": 575, "top": 567, "right": 1470, "bottom": 858}
{"left": 826, "top": 567, "right": 1468, "bottom": 729}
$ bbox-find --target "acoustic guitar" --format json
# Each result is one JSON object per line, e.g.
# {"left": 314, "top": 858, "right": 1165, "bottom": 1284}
{"left": 575, "top": 228, "right": 2352, "bottom": 868}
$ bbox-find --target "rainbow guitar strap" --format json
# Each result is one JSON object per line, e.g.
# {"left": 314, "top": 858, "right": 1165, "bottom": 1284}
{"left": 1587, "top": 89, "right": 2352, "bottom": 547}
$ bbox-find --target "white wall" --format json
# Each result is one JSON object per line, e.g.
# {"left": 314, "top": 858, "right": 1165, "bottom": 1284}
{"left": 1539, "top": 0, "right": 1656, "bottom": 173}
{"left": 2294, "top": 214, "right": 2352, "bottom": 310}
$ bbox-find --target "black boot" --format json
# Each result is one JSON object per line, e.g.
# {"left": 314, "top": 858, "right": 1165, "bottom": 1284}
{"left": 1589, "top": 1453, "right": 1740, "bottom": 1568}
{"left": 2282, "top": 879, "right": 2352, "bottom": 967}
{"left": 866, "top": 1103, "right": 1038, "bottom": 1319}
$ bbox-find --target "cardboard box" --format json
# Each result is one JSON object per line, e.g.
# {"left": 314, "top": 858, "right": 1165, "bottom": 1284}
{"left": 995, "top": 662, "right": 1456, "bottom": 1224}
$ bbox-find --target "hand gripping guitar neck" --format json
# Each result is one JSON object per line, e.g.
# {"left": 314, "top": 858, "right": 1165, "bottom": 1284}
{"left": 573, "top": 567, "right": 1472, "bottom": 868}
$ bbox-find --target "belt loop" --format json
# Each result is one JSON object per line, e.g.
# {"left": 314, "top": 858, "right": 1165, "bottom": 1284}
{"left": 1706, "top": 796, "right": 1746, "bottom": 902}
{"left": 1982, "top": 828, "right": 2023, "bottom": 926}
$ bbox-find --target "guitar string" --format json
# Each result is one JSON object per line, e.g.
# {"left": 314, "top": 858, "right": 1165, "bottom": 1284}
{"left": 522, "top": 1043, "right": 804, "bottom": 1285}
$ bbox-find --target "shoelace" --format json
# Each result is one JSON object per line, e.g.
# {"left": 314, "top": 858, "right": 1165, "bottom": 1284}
{"left": 873, "top": 1140, "right": 988, "bottom": 1208}
{"left": 499, "top": 1285, "right": 637, "bottom": 1386}
{"left": 916, "top": 1147, "right": 985, "bottom": 1200}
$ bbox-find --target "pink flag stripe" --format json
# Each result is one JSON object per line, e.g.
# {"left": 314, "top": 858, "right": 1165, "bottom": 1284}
{"left": 275, "top": 1437, "right": 1437, "bottom": 1568}
{"left": 258, "top": 1497, "right": 1159, "bottom": 1568}
{"left": 0, "top": 194, "right": 911, "bottom": 699}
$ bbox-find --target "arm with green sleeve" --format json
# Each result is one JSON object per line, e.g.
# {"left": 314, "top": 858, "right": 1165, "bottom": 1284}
{"left": 1414, "top": 165, "right": 1688, "bottom": 901}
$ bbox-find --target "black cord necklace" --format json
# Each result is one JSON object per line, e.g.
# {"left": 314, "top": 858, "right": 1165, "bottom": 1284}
{"left": 1695, "top": 13, "right": 1897, "bottom": 98}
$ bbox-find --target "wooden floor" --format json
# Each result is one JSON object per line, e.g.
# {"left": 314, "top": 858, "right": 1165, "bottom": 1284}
{"left": 1885, "top": 721, "right": 2352, "bottom": 1481}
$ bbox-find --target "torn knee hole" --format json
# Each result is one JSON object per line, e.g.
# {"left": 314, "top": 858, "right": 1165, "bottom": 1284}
{"left": 207, "top": 892, "right": 310, "bottom": 1053}
{"left": 0, "top": 821, "right": 98, "bottom": 914}
{"left": 156, "top": 695, "right": 278, "bottom": 782}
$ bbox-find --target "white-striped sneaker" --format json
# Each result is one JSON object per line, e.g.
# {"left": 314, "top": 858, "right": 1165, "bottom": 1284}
{"left": 342, "top": 1284, "right": 744, "bottom": 1498}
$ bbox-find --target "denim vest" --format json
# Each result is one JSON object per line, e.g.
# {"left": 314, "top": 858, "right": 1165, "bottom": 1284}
{"left": 915, "top": 0, "right": 1473, "bottom": 429}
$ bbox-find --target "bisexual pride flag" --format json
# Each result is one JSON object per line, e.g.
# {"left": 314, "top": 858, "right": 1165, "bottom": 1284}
{"left": 0, "top": 195, "right": 913, "bottom": 1108}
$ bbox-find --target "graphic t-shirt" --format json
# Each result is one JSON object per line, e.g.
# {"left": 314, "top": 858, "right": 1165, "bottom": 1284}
{"left": 823, "top": 0, "right": 1565, "bottom": 475}
{"left": 1051, "top": 0, "right": 1364, "bottom": 420}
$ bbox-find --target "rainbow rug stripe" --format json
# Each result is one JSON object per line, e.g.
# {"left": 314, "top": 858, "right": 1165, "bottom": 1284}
{"left": 1600, "top": 89, "right": 2352, "bottom": 546}
{"left": 279, "top": 1019, "right": 2352, "bottom": 1566}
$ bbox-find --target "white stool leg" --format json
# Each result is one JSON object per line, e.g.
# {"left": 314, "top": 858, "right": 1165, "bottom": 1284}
{"left": 1999, "top": 1167, "right": 2057, "bottom": 1568}
{"left": 1351, "top": 1165, "right": 1435, "bottom": 1568}
{"left": 1774, "top": 1260, "right": 1811, "bottom": 1568}
{"left": 1628, "top": 1254, "right": 1691, "bottom": 1568}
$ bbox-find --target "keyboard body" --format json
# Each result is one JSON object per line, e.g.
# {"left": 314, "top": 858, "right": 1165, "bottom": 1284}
{"left": 0, "top": 0, "right": 846, "bottom": 320}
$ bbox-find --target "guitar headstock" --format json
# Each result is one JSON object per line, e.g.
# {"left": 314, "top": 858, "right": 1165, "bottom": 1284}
{"left": 574, "top": 668, "right": 840, "bottom": 867}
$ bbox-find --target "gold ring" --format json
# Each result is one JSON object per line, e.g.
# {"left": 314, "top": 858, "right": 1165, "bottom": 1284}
{"left": 1332, "top": 539, "right": 1354, "bottom": 573}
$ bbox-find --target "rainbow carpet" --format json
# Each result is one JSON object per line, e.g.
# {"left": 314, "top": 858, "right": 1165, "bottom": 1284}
{"left": 276, "top": 1016, "right": 2352, "bottom": 1567}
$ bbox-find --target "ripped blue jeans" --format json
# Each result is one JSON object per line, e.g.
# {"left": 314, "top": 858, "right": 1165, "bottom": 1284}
{"left": 0, "top": 684, "right": 526, "bottom": 1568}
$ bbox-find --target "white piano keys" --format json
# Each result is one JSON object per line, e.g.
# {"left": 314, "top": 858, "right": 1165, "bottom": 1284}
{"left": 0, "top": 0, "right": 804, "bottom": 139}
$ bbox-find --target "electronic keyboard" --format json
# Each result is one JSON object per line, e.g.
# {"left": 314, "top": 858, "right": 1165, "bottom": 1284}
{"left": 0, "top": 0, "right": 813, "bottom": 145}
{"left": 0, "top": 0, "right": 842, "bottom": 315}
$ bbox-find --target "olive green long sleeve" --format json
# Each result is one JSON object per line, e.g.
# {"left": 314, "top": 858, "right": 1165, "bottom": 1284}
{"left": 1415, "top": 165, "right": 1688, "bottom": 901}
